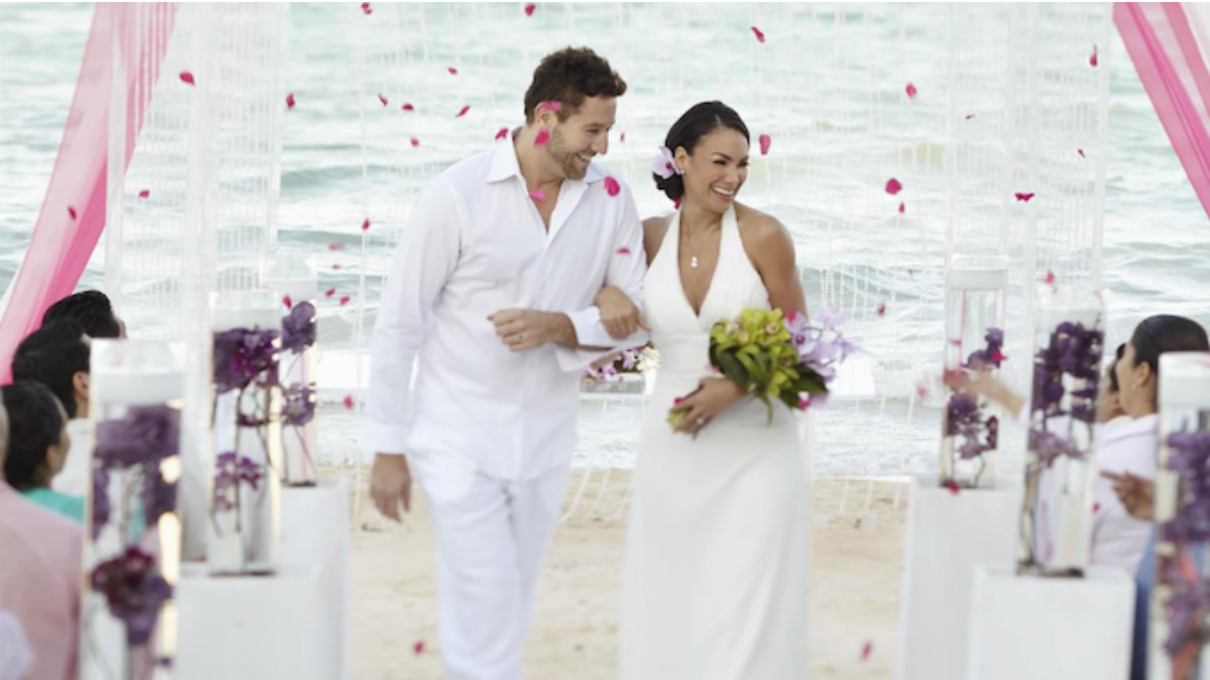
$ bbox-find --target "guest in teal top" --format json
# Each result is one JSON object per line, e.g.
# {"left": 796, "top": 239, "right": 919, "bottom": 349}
{"left": 1, "top": 381, "right": 82, "bottom": 523}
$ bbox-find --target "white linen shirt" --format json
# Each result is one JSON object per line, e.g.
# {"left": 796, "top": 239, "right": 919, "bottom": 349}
{"left": 1090, "top": 413, "right": 1159, "bottom": 573}
{"left": 366, "top": 138, "right": 646, "bottom": 481}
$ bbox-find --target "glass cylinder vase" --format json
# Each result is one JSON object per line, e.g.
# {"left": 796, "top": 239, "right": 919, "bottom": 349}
{"left": 1018, "top": 284, "right": 1106, "bottom": 576}
{"left": 262, "top": 255, "right": 319, "bottom": 487}
{"left": 939, "top": 255, "right": 1008, "bottom": 489}
{"left": 1149, "top": 352, "right": 1210, "bottom": 680}
{"left": 208, "top": 290, "right": 283, "bottom": 575}
{"left": 82, "top": 340, "right": 185, "bottom": 680}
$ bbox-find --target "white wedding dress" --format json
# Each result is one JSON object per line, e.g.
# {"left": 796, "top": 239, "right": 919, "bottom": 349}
{"left": 619, "top": 207, "right": 810, "bottom": 679}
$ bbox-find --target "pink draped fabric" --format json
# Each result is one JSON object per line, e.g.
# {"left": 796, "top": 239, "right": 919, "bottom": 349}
{"left": 1116, "top": 2, "right": 1210, "bottom": 219}
{"left": 0, "top": 3, "right": 177, "bottom": 383}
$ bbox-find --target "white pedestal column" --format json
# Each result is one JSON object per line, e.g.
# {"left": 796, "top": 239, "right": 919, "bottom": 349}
{"left": 965, "top": 565, "right": 1135, "bottom": 680}
{"left": 896, "top": 475, "right": 1022, "bottom": 680}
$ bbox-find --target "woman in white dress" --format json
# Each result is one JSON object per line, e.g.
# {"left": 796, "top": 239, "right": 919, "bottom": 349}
{"left": 598, "top": 101, "right": 811, "bottom": 680}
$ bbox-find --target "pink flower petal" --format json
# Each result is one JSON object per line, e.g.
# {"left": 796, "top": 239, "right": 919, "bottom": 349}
{"left": 751, "top": 26, "right": 766, "bottom": 43}
{"left": 674, "top": 198, "right": 682, "bottom": 210}
{"left": 1014, "top": 192, "right": 1034, "bottom": 202}
{"left": 861, "top": 640, "right": 874, "bottom": 661}
{"left": 377, "top": 93, "right": 389, "bottom": 107}
{"left": 360, "top": 2, "right": 372, "bottom": 15}
{"left": 758, "top": 133, "right": 772, "bottom": 156}
{"left": 67, "top": 206, "right": 77, "bottom": 220}
{"left": 907, "top": 268, "right": 916, "bottom": 277}
{"left": 448, "top": 67, "right": 458, "bottom": 76}
{"left": 604, "top": 176, "right": 621, "bottom": 197}
{"left": 138, "top": 189, "right": 150, "bottom": 200}
{"left": 944, "top": 480, "right": 961, "bottom": 495}
{"left": 332, "top": 264, "right": 342, "bottom": 270}
{"left": 343, "top": 394, "right": 355, "bottom": 410}
{"left": 885, "top": 178, "right": 902, "bottom": 195}
{"left": 1044, "top": 270, "right": 1056, "bottom": 285}
{"left": 915, "top": 384, "right": 929, "bottom": 400}
{"left": 325, "top": 287, "right": 337, "bottom": 298}
{"left": 410, "top": 137, "right": 420, "bottom": 148}
{"left": 898, "top": 201, "right": 905, "bottom": 214}
{"left": 541, "top": 100, "right": 562, "bottom": 112}
{"left": 413, "top": 640, "right": 425, "bottom": 655}
{"left": 529, "top": 189, "right": 546, "bottom": 202}
{"left": 456, "top": 104, "right": 471, "bottom": 118}
{"left": 1090, "top": 44, "right": 1098, "bottom": 67}
{"left": 282, "top": 295, "right": 293, "bottom": 310}
{"left": 674, "top": 397, "right": 686, "bottom": 405}
{"left": 617, "top": 247, "right": 632, "bottom": 255}
{"left": 1077, "top": 148, "right": 1086, "bottom": 158}
{"left": 534, "top": 129, "right": 550, "bottom": 147}
{"left": 1093, "top": 502, "right": 1101, "bottom": 513}
{"left": 179, "top": 71, "right": 195, "bottom": 86}
{"left": 401, "top": 103, "right": 415, "bottom": 112}
{"left": 877, "top": 302, "right": 887, "bottom": 317}
{"left": 905, "top": 82, "right": 918, "bottom": 99}
{"left": 328, "top": 243, "right": 346, "bottom": 251}
{"left": 495, "top": 127, "right": 509, "bottom": 141}
{"left": 965, "top": 113, "right": 976, "bottom": 120}
{"left": 362, "top": 218, "right": 371, "bottom": 231}
{"left": 286, "top": 92, "right": 296, "bottom": 109}
{"left": 798, "top": 396, "right": 811, "bottom": 410}
{"left": 620, "top": 132, "right": 626, "bottom": 143}
{"left": 340, "top": 295, "right": 351, "bottom": 306}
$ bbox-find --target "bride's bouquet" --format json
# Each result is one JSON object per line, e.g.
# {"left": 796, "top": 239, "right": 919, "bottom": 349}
{"left": 669, "top": 308, "right": 853, "bottom": 427}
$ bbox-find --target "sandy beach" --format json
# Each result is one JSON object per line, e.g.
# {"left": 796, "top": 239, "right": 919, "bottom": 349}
{"left": 343, "top": 467, "right": 908, "bottom": 679}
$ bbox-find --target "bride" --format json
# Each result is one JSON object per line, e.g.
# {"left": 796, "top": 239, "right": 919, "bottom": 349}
{"left": 598, "top": 101, "right": 810, "bottom": 679}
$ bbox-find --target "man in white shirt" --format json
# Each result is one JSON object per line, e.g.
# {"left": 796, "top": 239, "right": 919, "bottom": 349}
{"left": 366, "top": 47, "right": 646, "bottom": 680}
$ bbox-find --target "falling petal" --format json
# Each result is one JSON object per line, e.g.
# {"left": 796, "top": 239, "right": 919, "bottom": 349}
{"left": 617, "top": 247, "right": 632, "bottom": 255}
{"left": 343, "top": 394, "right": 355, "bottom": 410}
{"left": 360, "top": 2, "right": 372, "bottom": 14}
{"left": 758, "top": 133, "right": 772, "bottom": 156}
{"left": 414, "top": 640, "right": 426, "bottom": 655}
{"left": 898, "top": 202, "right": 905, "bottom": 214}
{"left": 751, "top": 26, "right": 766, "bottom": 43}
{"left": 620, "top": 132, "right": 626, "bottom": 143}
{"left": 410, "top": 137, "right": 420, "bottom": 148}
{"left": 915, "top": 384, "right": 929, "bottom": 400}
{"left": 325, "top": 287, "right": 337, "bottom": 298}
{"left": 456, "top": 104, "right": 471, "bottom": 118}
{"left": 377, "top": 93, "right": 389, "bottom": 107}
{"left": 534, "top": 129, "right": 550, "bottom": 146}
{"left": 529, "top": 189, "right": 546, "bottom": 202}
{"left": 329, "top": 243, "right": 347, "bottom": 251}
{"left": 332, "top": 264, "right": 342, "bottom": 271}
{"left": 68, "top": 206, "right": 77, "bottom": 220}
{"left": 1093, "top": 502, "right": 1101, "bottom": 513}
{"left": 138, "top": 189, "right": 150, "bottom": 200}
{"left": 965, "top": 113, "right": 976, "bottom": 120}
{"left": 877, "top": 302, "right": 887, "bottom": 317}
{"left": 495, "top": 127, "right": 509, "bottom": 141}
{"left": 362, "top": 218, "right": 371, "bottom": 231}
{"left": 1077, "top": 148, "right": 1086, "bottom": 158}
{"left": 907, "top": 268, "right": 916, "bottom": 277}
{"left": 340, "top": 295, "right": 351, "bottom": 306}
{"left": 179, "top": 71, "right": 195, "bottom": 86}
{"left": 604, "top": 176, "right": 621, "bottom": 197}
{"left": 524, "top": 4, "right": 536, "bottom": 16}
{"left": 448, "top": 67, "right": 458, "bottom": 76}
{"left": 1014, "top": 192, "right": 1035, "bottom": 202}
{"left": 541, "top": 100, "right": 563, "bottom": 112}
{"left": 286, "top": 92, "right": 296, "bottom": 109}
{"left": 885, "top": 178, "right": 903, "bottom": 195}
{"left": 944, "top": 480, "right": 961, "bottom": 495}
{"left": 1090, "top": 44, "right": 1098, "bottom": 67}
{"left": 401, "top": 103, "right": 415, "bottom": 112}
{"left": 905, "top": 82, "right": 918, "bottom": 99}
{"left": 861, "top": 641, "right": 874, "bottom": 661}
{"left": 1044, "top": 270, "right": 1056, "bottom": 285}
{"left": 674, "top": 198, "right": 682, "bottom": 209}
{"left": 282, "top": 295, "right": 293, "bottom": 310}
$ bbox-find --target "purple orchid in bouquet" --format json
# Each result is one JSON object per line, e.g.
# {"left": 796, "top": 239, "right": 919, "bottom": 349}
{"left": 280, "top": 301, "right": 317, "bottom": 355}
{"left": 212, "top": 451, "right": 263, "bottom": 513}
{"left": 91, "top": 546, "right": 173, "bottom": 647}
{"left": 213, "top": 327, "right": 280, "bottom": 393}
{"left": 784, "top": 308, "right": 855, "bottom": 395}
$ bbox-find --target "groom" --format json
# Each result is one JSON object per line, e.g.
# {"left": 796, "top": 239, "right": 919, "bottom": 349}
{"left": 366, "top": 47, "right": 646, "bottom": 680}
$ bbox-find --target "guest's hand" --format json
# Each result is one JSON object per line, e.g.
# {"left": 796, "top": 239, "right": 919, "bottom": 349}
{"left": 371, "top": 454, "right": 413, "bottom": 522}
{"left": 1101, "top": 471, "right": 1155, "bottom": 521}
{"left": 670, "top": 377, "right": 746, "bottom": 437}
{"left": 943, "top": 369, "right": 1025, "bottom": 418}
{"left": 595, "top": 285, "right": 648, "bottom": 339}
{"left": 488, "top": 309, "right": 569, "bottom": 351}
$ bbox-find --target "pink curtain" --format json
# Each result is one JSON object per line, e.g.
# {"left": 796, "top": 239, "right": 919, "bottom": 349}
{"left": 1116, "top": 2, "right": 1210, "bottom": 219}
{"left": 0, "top": 3, "right": 177, "bottom": 383}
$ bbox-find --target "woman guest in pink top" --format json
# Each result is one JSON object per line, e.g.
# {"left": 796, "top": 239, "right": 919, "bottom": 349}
{"left": 0, "top": 400, "right": 82, "bottom": 680}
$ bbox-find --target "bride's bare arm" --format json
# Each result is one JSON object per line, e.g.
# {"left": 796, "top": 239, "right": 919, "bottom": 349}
{"left": 739, "top": 208, "right": 808, "bottom": 320}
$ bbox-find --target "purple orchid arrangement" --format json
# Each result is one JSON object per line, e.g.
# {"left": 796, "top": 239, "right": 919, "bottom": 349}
{"left": 943, "top": 326, "right": 1005, "bottom": 486}
{"left": 583, "top": 346, "right": 645, "bottom": 385}
{"left": 280, "top": 301, "right": 317, "bottom": 355}
{"left": 91, "top": 546, "right": 173, "bottom": 647}
{"left": 212, "top": 451, "right": 264, "bottom": 513}
{"left": 282, "top": 384, "right": 317, "bottom": 427}
{"left": 1160, "top": 431, "right": 1210, "bottom": 661}
{"left": 1030, "top": 321, "right": 1104, "bottom": 430}
{"left": 213, "top": 327, "right": 280, "bottom": 393}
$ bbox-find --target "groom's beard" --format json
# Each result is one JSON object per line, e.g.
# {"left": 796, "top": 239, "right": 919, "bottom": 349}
{"left": 546, "top": 126, "right": 588, "bottom": 180}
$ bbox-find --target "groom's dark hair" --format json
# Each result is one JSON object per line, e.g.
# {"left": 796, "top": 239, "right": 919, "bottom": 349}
{"left": 524, "top": 47, "right": 627, "bottom": 124}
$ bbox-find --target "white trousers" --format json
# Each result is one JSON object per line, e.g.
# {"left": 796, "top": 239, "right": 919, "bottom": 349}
{"left": 411, "top": 453, "right": 570, "bottom": 680}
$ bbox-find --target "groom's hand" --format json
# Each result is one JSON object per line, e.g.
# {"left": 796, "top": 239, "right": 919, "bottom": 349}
{"left": 489, "top": 309, "right": 575, "bottom": 351}
{"left": 370, "top": 453, "right": 413, "bottom": 522}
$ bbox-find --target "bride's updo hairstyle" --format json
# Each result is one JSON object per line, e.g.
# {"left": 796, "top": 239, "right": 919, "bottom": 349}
{"left": 654, "top": 101, "right": 750, "bottom": 203}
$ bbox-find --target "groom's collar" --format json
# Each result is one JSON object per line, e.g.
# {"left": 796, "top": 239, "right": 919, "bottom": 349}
{"left": 486, "top": 129, "right": 603, "bottom": 185}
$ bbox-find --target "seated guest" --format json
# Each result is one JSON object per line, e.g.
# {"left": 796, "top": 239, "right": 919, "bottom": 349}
{"left": 41, "top": 289, "right": 125, "bottom": 339}
{"left": 1095, "top": 343, "right": 1127, "bottom": 427}
{"left": 1, "top": 381, "right": 81, "bottom": 523}
{"left": 11, "top": 322, "right": 91, "bottom": 497}
{"left": 0, "top": 395, "right": 82, "bottom": 680}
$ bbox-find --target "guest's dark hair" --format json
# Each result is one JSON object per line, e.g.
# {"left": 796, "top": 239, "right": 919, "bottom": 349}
{"left": 1129, "top": 315, "right": 1210, "bottom": 375}
{"left": 523, "top": 47, "right": 627, "bottom": 124}
{"left": 42, "top": 290, "right": 121, "bottom": 339}
{"left": 1107, "top": 343, "right": 1125, "bottom": 393}
{"left": 1, "top": 381, "right": 65, "bottom": 491}
{"left": 11, "top": 325, "right": 90, "bottom": 419}
{"left": 655, "top": 101, "right": 750, "bottom": 202}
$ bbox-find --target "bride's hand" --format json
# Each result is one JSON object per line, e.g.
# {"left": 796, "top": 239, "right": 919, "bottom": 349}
{"left": 595, "top": 285, "right": 648, "bottom": 339}
{"left": 671, "top": 377, "right": 747, "bottom": 437}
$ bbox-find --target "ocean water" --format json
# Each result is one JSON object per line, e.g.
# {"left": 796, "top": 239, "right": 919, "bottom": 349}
{"left": 1, "top": 3, "right": 1207, "bottom": 476}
